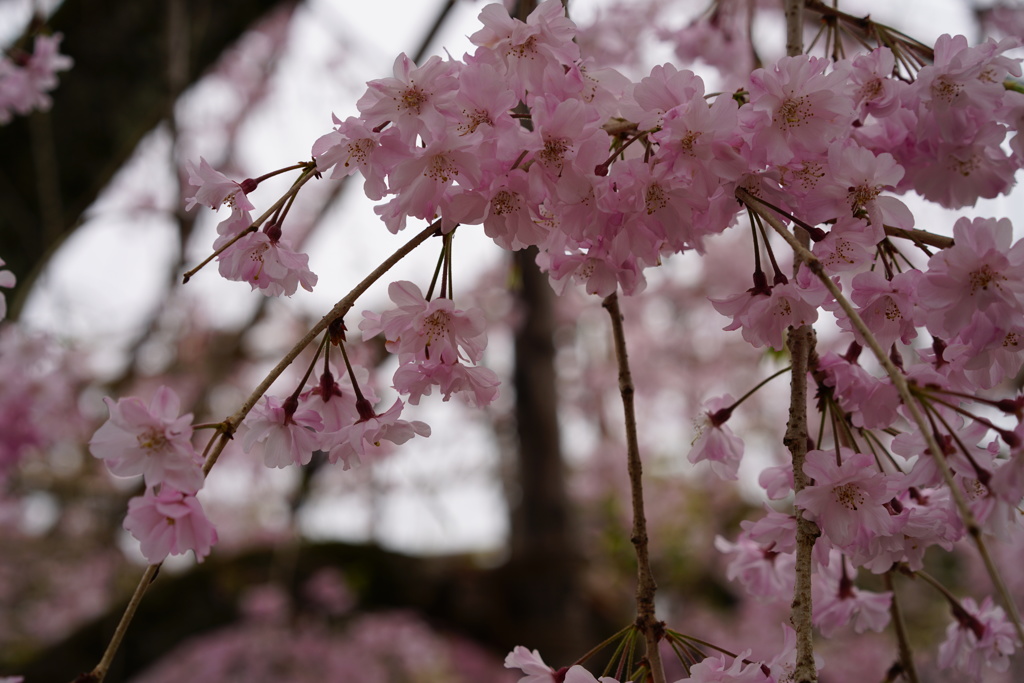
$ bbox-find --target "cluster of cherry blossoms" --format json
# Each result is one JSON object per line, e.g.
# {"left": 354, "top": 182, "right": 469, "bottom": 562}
{"left": 239, "top": 357, "right": 430, "bottom": 473}
{"left": 79, "top": 0, "right": 1024, "bottom": 679}
{"left": 505, "top": 630, "right": 806, "bottom": 683}
{"left": 185, "top": 158, "right": 317, "bottom": 297}
{"left": 88, "top": 386, "right": 217, "bottom": 564}
{"left": 0, "top": 33, "right": 71, "bottom": 125}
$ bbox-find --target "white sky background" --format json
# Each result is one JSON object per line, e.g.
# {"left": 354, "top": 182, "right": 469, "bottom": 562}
{"left": 5, "top": 0, "right": 1022, "bottom": 556}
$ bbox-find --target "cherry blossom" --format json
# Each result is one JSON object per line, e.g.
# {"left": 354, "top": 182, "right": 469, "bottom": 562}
{"left": 185, "top": 157, "right": 256, "bottom": 213}
{"left": 469, "top": 0, "right": 580, "bottom": 101}
{"left": 744, "top": 55, "right": 855, "bottom": 165}
{"left": 676, "top": 651, "right": 768, "bottom": 683}
{"left": 811, "top": 554, "right": 891, "bottom": 636}
{"left": 240, "top": 395, "right": 323, "bottom": 469}
{"left": 361, "top": 281, "right": 488, "bottom": 363}
{"left": 216, "top": 228, "right": 318, "bottom": 297}
{"left": 504, "top": 646, "right": 557, "bottom": 683}
{"left": 713, "top": 276, "right": 824, "bottom": 351}
{"left": 795, "top": 448, "right": 895, "bottom": 549}
{"left": 918, "top": 216, "right": 1024, "bottom": 339}
{"left": 938, "top": 596, "right": 1019, "bottom": 681}
{"left": 714, "top": 531, "right": 795, "bottom": 603}
{"left": 89, "top": 386, "right": 204, "bottom": 494}
{"left": 123, "top": 487, "right": 218, "bottom": 564}
{"left": 357, "top": 53, "right": 459, "bottom": 143}
{"left": 689, "top": 395, "right": 745, "bottom": 480}
{"left": 325, "top": 399, "right": 430, "bottom": 470}
{"left": 101, "top": 1, "right": 1024, "bottom": 677}
{"left": 0, "top": 33, "right": 72, "bottom": 124}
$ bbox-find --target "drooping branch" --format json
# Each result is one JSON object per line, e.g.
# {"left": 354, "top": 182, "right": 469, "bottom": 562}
{"left": 81, "top": 218, "right": 442, "bottom": 681}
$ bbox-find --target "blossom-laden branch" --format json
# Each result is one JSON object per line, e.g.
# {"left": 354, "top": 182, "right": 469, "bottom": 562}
{"left": 602, "top": 292, "right": 667, "bottom": 683}
{"left": 82, "top": 218, "right": 441, "bottom": 683}
{"left": 738, "top": 187, "right": 1024, "bottom": 650}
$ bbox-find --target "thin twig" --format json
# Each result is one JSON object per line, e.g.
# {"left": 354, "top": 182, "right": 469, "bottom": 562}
{"left": 86, "top": 564, "right": 160, "bottom": 682}
{"left": 602, "top": 292, "right": 667, "bottom": 683}
{"left": 885, "top": 571, "right": 920, "bottom": 683}
{"left": 883, "top": 226, "right": 953, "bottom": 250}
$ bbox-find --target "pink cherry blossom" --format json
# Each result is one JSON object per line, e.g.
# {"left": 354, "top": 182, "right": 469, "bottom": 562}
{"left": 89, "top": 386, "right": 204, "bottom": 494}
{"left": 794, "top": 448, "right": 895, "bottom": 548}
{"left": 811, "top": 216, "right": 880, "bottom": 275}
{"left": 939, "top": 311, "right": 1024, "bottom": 390}
{"left": 938, "top": 596, "right": 1019, "bottom": 681}
{"left": 562, "top": 666, "right": 623, "bottom": 683}
{"left": 374, "top": 130, "right": 482, "bottom": 233}
{"left": 504, "top": 646, "right": 557, "bottom": 683}
{"left": 393, "top": 359, "right": 500, "bottom": 408}
{"left": 918, "top": 216, "right": 1024, "bottom": 339}
{"left": 240, "top": 395, "right": 323, "bottom": 469}
{"left": 745, "top": 55, "right": 855, "bottom": 165}
{"left": 311, "top": 115, "right": 392, "bottom": 200}
{"left": 762, "top": 624, "right": 822, "bottom": 683}
{"left": 469, "top": 0, "right": 580, "bottom": 101}
{"left": 357, "top": 53, "right": 459, "bottom": 143}
{"left": 714, "top": 532, "right": 795, "bottom": 602}
{"left": 816, "top": 351, "right": 901, "bottom": 430}
{"left": 123, "top": 487, "right": 218, "bottom": 564}
{"left": 676, "top": 650, "right": 768, "bottom": 683}
{"left": 689, "top": 395, "right": 745, "bottom": 480}
{"left": 185, "top": 157, "right": 256, "bottom": 213}
{"left": 216, "top": 228, "right": 318, "bottom": 297}
{"left": 811, "top": 553, "right": 891, "bottom": 636}
{"left": 360, "top": 281, "right": 488, "bottom": 364}
{"left": 848, "top": 48, "right": 904, "bottom": 119}
{"left": 325, "top": 399, "right": 430, "bottom": 470}
{"left": 713, "top": 276, "right": 823, "bottom": 351}
{"left": 838, "top": 269, "right": 921, "bottom": 352}
{"left": 0, "top": 33, "right": 72, "bottom": 124}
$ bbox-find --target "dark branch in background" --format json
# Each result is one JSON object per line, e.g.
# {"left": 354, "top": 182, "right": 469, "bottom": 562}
{"left": 0, "top": 0, "right": 298, "bottom": 319}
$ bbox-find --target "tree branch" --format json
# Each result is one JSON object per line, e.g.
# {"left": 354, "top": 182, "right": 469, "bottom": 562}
{"left": 602, "top": 293, "right": 666, "bottom": 683}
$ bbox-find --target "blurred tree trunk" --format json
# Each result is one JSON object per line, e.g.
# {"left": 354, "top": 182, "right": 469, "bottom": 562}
{"left": 504, "top": 248, "right": 593, "bottom": 665}
{"left": 0, "top": 0, "right": 296, "bottom": 317}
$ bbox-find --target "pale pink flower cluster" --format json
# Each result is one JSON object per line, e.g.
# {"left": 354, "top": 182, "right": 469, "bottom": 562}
{"left": 302, "top": 7, "right": 1024, "bottom": 673}
{"left": 238, "top": 362, "right": 431, "bottom": 472}
{"left": 506, "top": 624, "right": 813, "bottom": 682}
{"left": 0, "top": 33, "right": 72, "bottom": 124}
{"left": 504, "top": 646, "right": 625, "bottom": 683}
{"left": 185, "top": 158, "right": 317, "bottom": 297}
{"left": 156, "top": 2, "right": 1024, "bottom": 676}
{"left": 688, "top": 394, "right": 745, "bottom": 480}
{"left": 0, "top": 327, "right": 86, "bottom": 480}
{"left": 308, "top": 1, "right": 1024, "bottom": 370}
{"left": 938, "top": 596, "right": 1019, "bottom": 680}
{"left": 89, "top": 386, "right": 216, "bottom": 564}
{"left": 361, "top": 281, "right": 500, "bottom": 408}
